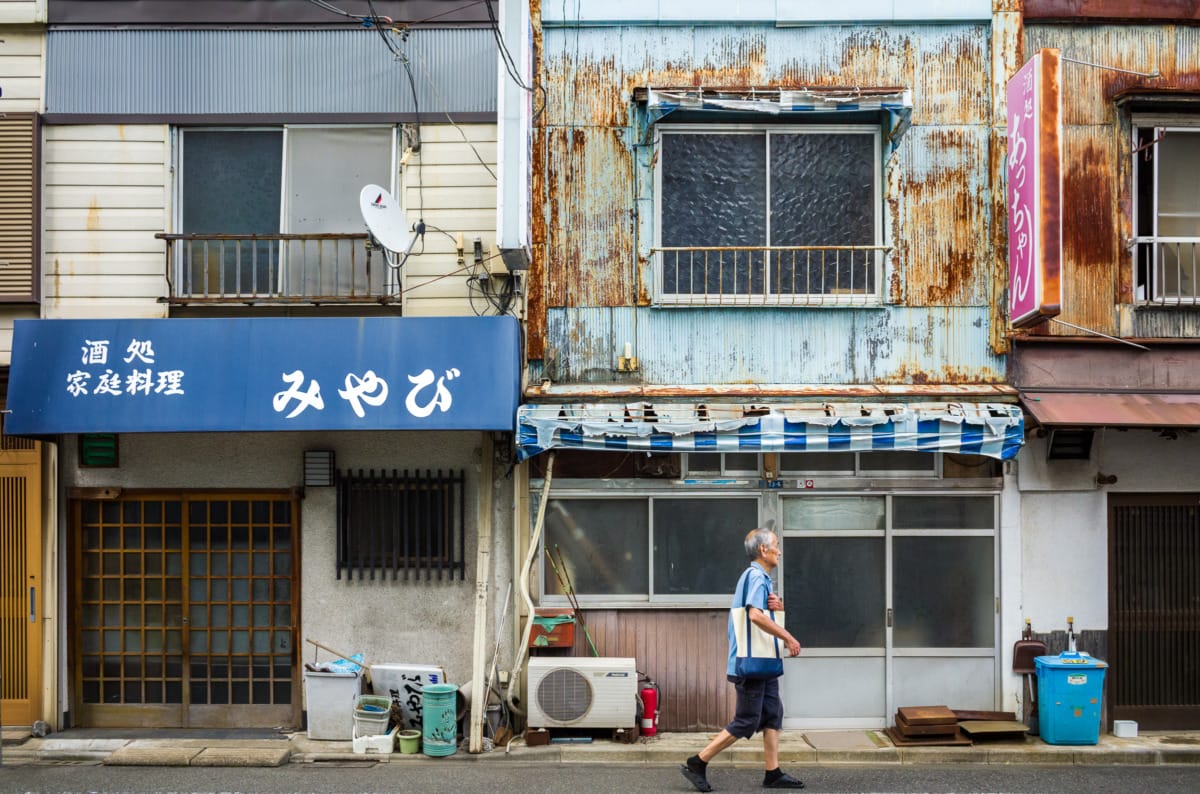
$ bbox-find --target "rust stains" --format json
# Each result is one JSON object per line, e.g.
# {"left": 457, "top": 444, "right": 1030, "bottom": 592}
{"left": 540, "top": 127, "right": 636, "bottom": 309}
{"left": 1060, "top": 128, "right": 1120, "bottom": 334}
{"left": 1024, "top": 0, "right": 1200, "bottom": 21}
{"left": 86, "top": 197, "right": 101, "bottom": 232}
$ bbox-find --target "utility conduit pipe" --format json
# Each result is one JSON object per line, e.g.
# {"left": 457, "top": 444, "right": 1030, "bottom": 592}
{"left": 505, "top": 451, "right": 555, "bottom": 719}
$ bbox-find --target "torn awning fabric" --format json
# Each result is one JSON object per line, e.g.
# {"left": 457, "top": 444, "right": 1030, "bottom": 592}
{"left": 516, "top": 402, "right": 1024, "bottom": 461}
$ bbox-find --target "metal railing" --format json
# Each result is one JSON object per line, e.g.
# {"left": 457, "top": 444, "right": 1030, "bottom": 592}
{"left": 655, "top": 245, "right": 889, "bottom": 306}
{"left": 157, "top": 232, "right": 386, "bottom": 304}
{"left": 1131, "top": 237, "right": 1200, "bottom": 306}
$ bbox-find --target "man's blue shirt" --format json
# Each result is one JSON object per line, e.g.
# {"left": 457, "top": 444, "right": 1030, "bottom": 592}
{"left": 727, "top": 561, "right": 773, "bottom": 676}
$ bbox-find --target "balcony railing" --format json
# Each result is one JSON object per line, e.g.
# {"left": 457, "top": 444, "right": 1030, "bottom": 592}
{"left": 157, "top": 232, "right": 387, "bottom": 305}
{"left": 1132, "top": 237, "right": 1200, "bottom": 306}
{"left": 655, "top": 245, "right": 889, "bottom": 306}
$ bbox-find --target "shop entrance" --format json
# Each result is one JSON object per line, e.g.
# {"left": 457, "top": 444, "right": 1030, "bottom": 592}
{"left": 1, "top": 434, "right": 42, "bottom": 727}
{"left": 70, "top": 492, "right": 299, "bottom": 728}
{"left": 779, "top": 492, "right": 999, "bottom": 728}
{"left": 1109, "top": 494, "right": 1200, "bottom": 730}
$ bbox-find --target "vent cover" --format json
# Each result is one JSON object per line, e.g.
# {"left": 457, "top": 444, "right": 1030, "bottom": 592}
{"left": 537, "top": 667, "right": 593, "bottom": 722}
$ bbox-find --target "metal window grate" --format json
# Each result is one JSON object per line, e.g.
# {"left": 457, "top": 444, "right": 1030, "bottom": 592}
{"left": 335, "top": 469, "right": 466, "bottom": 581}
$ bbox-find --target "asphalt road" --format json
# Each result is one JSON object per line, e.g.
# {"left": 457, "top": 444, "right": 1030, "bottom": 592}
{"left": 2, "top": 761, "right": 1198, "bottom": 794}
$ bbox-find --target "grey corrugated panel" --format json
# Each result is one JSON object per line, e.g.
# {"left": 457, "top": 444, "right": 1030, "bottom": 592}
{"left": 47, "top": 28, "right": 496, "bottom": 115}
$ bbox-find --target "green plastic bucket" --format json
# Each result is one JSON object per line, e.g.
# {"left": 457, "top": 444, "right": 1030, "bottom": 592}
{"left": 421, "top": 683, "right": 459, "bottom": 757}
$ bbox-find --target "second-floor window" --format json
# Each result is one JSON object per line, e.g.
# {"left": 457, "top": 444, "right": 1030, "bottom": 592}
{"left": 174, "top": 126, "right": 396, "bottom": 302}
{"left": 655, "top": 125, "right": 883, "bottom": 306}
{"left": 1134, "top": 122, "right": 1200, "bottom": 305}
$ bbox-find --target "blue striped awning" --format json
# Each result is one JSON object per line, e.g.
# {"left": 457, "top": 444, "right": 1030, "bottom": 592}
{"left": 517, "top": 402, "right": 1023, "bottom": 461}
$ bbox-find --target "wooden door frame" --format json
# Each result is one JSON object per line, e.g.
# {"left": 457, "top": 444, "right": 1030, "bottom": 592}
{"left": 67, "top": 488, "right": 302, "bottom": 729}
{"left": 1108, "top": 492, "right": 1200, "bottom": 730}
{"left": 0, "top": 440, "right": 43, "bottom": 728}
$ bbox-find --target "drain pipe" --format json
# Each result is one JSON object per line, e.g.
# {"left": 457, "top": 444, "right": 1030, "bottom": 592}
{"left": 505, "top": 451, "right": 555, "bottom": 719}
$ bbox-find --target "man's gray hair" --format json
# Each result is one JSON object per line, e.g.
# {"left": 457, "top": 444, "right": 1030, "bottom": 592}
{"left": 744, "top": 527, "right": 777, "bottom": 560}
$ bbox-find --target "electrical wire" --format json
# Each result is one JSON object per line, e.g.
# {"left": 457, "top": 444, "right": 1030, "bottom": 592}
{"left": 484, "top": 0, "right": 547, "bottom": 123}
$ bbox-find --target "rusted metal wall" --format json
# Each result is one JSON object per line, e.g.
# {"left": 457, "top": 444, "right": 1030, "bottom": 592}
{"left": 558, "top": 608, "right": 733, "bottom": 731}
{"left": 1024, "top": 23, "right": 1200, "bottom": 337}
{"left": 532, "top": 20, "right": 1009, "bottom": 384}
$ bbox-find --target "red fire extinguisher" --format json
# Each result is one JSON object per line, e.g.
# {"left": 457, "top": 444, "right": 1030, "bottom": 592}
{"left": 640, "top": 679, "right": 659, "bottom": 737}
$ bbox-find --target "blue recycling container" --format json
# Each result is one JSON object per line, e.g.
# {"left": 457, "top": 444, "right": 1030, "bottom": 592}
{"left": 1035, "top": 652, "right": 1108, "bottom": 745}
{"left": 421, "top": 683, "right": 459, "bottom": 757}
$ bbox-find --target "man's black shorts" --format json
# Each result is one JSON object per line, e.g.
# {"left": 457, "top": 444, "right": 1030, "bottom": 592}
{"left": 724, "top": 674, "right": 784, "bottom": 738}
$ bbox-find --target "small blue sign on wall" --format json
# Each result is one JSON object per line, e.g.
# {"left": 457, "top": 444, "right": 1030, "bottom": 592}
{"left": 6, "top": 316, "right": 521, "bottom": 434}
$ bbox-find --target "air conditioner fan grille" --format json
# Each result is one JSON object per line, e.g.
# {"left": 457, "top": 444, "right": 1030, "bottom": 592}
{"left": 537, "top": 667, "right": 593, "bottom": 722}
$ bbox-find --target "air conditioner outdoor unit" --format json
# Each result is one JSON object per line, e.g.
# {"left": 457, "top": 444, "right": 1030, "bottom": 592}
{"left": 526, "top": 656, "right": 637, "bottom": 729}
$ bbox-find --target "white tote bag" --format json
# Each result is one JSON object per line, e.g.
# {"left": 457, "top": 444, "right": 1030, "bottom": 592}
{"left": 731, "top": 571, "right": 785, "bottom": 679}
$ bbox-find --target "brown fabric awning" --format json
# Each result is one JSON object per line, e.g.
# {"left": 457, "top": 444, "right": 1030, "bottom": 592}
{"left": 1021, "top": 392, "right": 1200, "bottom": 427}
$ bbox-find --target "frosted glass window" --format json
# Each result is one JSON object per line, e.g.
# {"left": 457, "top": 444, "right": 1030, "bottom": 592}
{"left": 652, "top": 498, "right": 758, "bottom": 596}
{"left": 543, "top": 499, "right": 649, "bottom": 595}
{"left": 893, "top": 536, "right": 994, "bottom": 647}
{"left": 658, "top": 127, "right": 879, "bottom": 299}
{"left": 783, "top": 496, "right": 885, "bottom": 531}
{"left": 784, "top": 537, "right": 885, "bottom": 648}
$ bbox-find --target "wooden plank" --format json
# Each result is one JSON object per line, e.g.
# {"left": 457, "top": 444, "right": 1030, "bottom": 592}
{"left": 895, "top": 710, "right": 959, "bottom": 736}
{"left": 953, "top": 709, "right": 1018, "bottom": 722}
{"left": 896, "top": 705, "right": 957, "bottom": 725}
{"left": 885, "top": 726, "right": 972, "bottom": 747}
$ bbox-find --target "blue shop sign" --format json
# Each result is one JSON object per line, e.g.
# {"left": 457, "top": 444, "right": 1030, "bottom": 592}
{"left": 6, "top": 317, "right": 520, "bottom": 434}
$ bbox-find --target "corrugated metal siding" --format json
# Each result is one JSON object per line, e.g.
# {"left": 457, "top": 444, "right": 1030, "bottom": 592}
{"left": 891, "top": 125, "right": 990, "bottom": 307}
{"left": 46, "top": 28, "right": 496, "bottom": 116}
{"left": 42, "top": 125, "right": 170, "bottom": 319}
{"left": 560, "top": 609, "right": 733, "bottom": 732}
{"left": 0, "top": 115, "right": 39, "bottom": 302}
{"left": 545, "top": 307, "right": 1006, "bottom": 385}
{"left": 1023, "top": 23, "right": 1200, "bottom": 337}
{"left": 534, "top": 22, "right": 1002, "bottom": 381}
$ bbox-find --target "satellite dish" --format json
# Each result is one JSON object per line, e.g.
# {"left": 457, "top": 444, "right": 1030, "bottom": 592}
{"left": 359, "top": 184, "right": 424, "bottom": 268}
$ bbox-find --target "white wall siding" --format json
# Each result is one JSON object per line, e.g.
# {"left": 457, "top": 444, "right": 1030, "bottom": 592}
{"left": 0, "top": 27, "right": 44, "bottom": 111}
{"left": 0, "top": 2, "right": 46, "bottom": 25}
{"left": 42, "top": 125, "right": 170, "bottom": 319}
{"left": 401, "top": 123, "right": 498, "bottom": 317}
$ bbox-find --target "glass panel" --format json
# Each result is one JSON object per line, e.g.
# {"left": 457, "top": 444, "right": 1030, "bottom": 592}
{"left": 123, "top": 630, "right": 142, "bottom": 652}
{"left": 83, "top": 553, "right": 101, "bottom": 577}
{"left": 83, "top": 655, "right": 100, "bottom": 677}
{"left": 274, "top": 630, "right": 291, "bottom": 653}
{"left": 126, "top": 576, "right": 144, "bottom": 599}
{"left": 253, "top": 501, "right": 271, "bottom": 523}
{"left": 652, "top": 498, "right": 758, "bottom": 596}
{"left": 146, "top": 680, "right": 163, "bottom": 702}
{"left": 254, "top": 605, "right": 270, "bottom": 626}
{"left": 211, "top": 552, "right": 229, "bottom": 576}
{"left": 190, "top": 631, "right": 208, "bottom": 653}
{"left": 104, "top": 604, "right": 119, "bottom": 625}
{"left": 82, "top": 501, "right": 101, "bottom": 526}
{"left": 165, "top": 578, "right": 182, "bottom": 601}
{"left": 784, "top": 537, "right": 885, "bottom": 647}
{"left": 103, "top": 552, "right": 120, "bottom": 575}
{"left": 275, "top": 605, "right": 291, "bottom": 626}
{"left": 103, "top": 579, "right": 120, "bottom": 600}
{"left": 103, "top": 656, "right": 120, "bottom": 678}
{"left": 145, "top": 524, "right": 163, "bottom": 549}
{"left": 144, "top": 553, "right": 162, "bottom": 574}
{"left": 145, "top": 605, "right": 163, "bottom": 626}
{"left": 83, "top": 680, "right": 101, "bottom": 703}
{"left": 231, "top": 500, "right": 250, "bottom": 524}
{"left": 770, "top": 132, "right": 876, "bottom": 295}
{"left": 124, "top": 682, "right": 142, "bottom": 704}
{"left": 192, "top": 682, "right": 210, "bottom": 705}
{"left": 212, "top": 579, "right": 229, "bottom": 601}
{"left": 103, "top": 630, "right": 121, "bottom": 652}
{"left": 166, "top": 680, "right": 183, "bottom": 702}
{"left": 145, "top": 656, "right": 163, "bottom": 677}
{"left": 190, "top": 605, "right": 208, "bottom": 628}
{"left": 783, "top": 496, "right": 885, "bottom": 531}
{"left": 190, "top": 552, "right": 207, "bottom": 575}
{"left": 893, "top": 496, "right": 993, "bottom": 529}
{"left": 893, "top": 536, "right": 994, "bottom": 648}
{"left": 82, "top": 630, "right": 101, "bottom": 653}
{"left": 83, "top": 604, "right": 101, "bottom": 625}
{"left": 253, "top": 681, "right": 270, "bottom": 704}
{"left": 84, "top": 579, "right": 101, "bottom": 600}
{"left": 724, "top": 453, "right": 759, "bottom": 472}
{"left": 232, "top": 553, "right": 250, "bottom": 576}
{"left": 144, "top": 501, "right": 162, "bottom": 524}
{"left": 145, "top": 630, "right": 163, "bottom": 652}
{"left": 233, "top": 681, "right": 251, "bottom": 705}
{"left": 859, "top": 451, "right": 937, "bottom": 472}
{"left": 124, "top": 656, "right": 142, "bottom": 678}
{"left": 253, "top": 553, "right": 270, "bottom": 575}
{"left": 212, "top": 631, "right": 229, "bottom": 653}
{"left": 231, "top": 526, "right": 249, "bottom": 550}
{"left": 189, "top": 579, "right": 208, "bottom": 601}
{"left": 232, "top": 604, "right": 250, "bottom": 627}
{"left": 123, "top": 552, "right": 142, "bottom": 575}
{"left": 239, "top": 631, "right": 257, "bottom": 653}
{"left": 211, "top": 606, "right": 229, "bottom": 628}
{"left": 543, "top": 498, "right": 649, "bottom": 595}
{"left": 779, "top": 452, "right": 856, "bottom": 473}
{"left": 232, "top": 579, "right": 250, "bottom": 601}
{"left": 165, "top": 553, "right": 182, "bottom": 575}
{"left": 660, "top": 133, "right": 767, "bottom": 295}
{"left": 285, "top": 127, "right": 393, "bottom": 296}
{"left": 123, "top": 604, "right": 140, "bottom": 625}
{"left": 166, "top": 632, "right": 182, "bottom": 653}
{"left": 273, "top": 524, "right": 291, "bottom": 549}
{"left": 686, "top": 453, "right": 721, "bottom": 473}
{"left": 253, "top": 579, "right": 270, "bottom": 600}
{"left": 274, "top": 579, "right": 291, "bottom": 601}
{"left": 274, "top": 502, "right": 290, "bottom": 523}
{"left": 254, "top": 525, "right": 271, "bottom": 548}
{"left": 123, "top": 502, "right": 142, "bottom": 525}
{"left": 273, "top": 553, "right": 291, "bottom": 576}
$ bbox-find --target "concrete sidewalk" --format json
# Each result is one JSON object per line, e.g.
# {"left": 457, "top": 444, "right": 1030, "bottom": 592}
{"left": 4, "top": 727, "right": 1200, "bottom": 768}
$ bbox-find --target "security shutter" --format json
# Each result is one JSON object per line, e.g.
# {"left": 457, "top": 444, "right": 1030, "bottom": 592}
{"left": 0, "top": 113, "right": 39, "bottom": 302}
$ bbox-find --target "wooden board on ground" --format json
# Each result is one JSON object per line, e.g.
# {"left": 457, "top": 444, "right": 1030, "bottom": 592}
{"left": 895, "top": 705, "right": 957, "bottom": 726}
{"left": 958, "top": 720, "right": 1029, "bottom": 740}
{"left": 895, "top": 711, "right": 959, "bottom": 736}
{"left": 953, "top": 709, "right": 1018, "bottom": 722}
{"left": 885, "top": 726, "right": 973, "bottom": 747}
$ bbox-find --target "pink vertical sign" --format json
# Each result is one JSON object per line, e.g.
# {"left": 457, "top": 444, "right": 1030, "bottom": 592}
{"left": 1006, "top": 48, "right": 1062, "bottom": 329}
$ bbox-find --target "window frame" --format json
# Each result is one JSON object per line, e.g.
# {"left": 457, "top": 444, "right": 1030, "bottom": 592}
{"left": 1131, "top": 115, "right": 1200, "bottom": 305}
{"left": 538, "top": 491, "right": 762, "bottom": 608}
{"left": 652, "top": 122, "right": 884, "bottom": 307}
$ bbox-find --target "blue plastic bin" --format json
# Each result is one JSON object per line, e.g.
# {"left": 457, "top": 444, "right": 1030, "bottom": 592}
{"left": 1035, "top": 652, "right": 1108, "bottom": 745}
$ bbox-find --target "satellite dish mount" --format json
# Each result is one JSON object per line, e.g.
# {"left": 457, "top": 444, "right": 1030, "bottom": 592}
{"left": 359, "top": 184, "right": 425, "bottom": 269}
